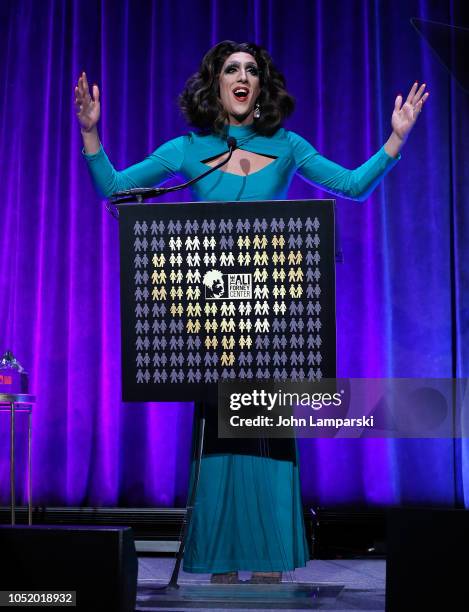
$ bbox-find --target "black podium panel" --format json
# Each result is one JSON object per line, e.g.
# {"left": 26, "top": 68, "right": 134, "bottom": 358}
{"left": 386, "top": 508, "right": 469, "bottom": 611}
{"left": 0, "top": 525, "right": 137, "bottom": 612}
{"left": 119, "top": 199, "right": 336, "bottom": 402}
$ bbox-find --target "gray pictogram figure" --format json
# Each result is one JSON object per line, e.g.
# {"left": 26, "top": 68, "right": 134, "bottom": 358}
{"left": 135, "top": 287, "right": 143, "bottom": 302}
{"left": 255, "top": 335, "right": 269, "bottom": 349}
{"left": 152, "top": 336, "right": 167, "bottom": 351}
{"left": 272, "top": 336, "right": 281, "bottom": 350}
{"left": 305, "top": 251, "right": 315, "bottom": 266}
{"left": 255, "top": 352, "right": 265, "bottom": 366}
{"left": 187, "top": 337, "right": 196, "bottom": 350}
{"left": 153, "top": 320, "right": 167, "bottom": 334}
{"left": 306, "top": 268, "right": 315, "bottom": 282}
{"left": 291, "top": 335, "right": 303, "bottom": 349}
{"left": 305, "top": 234, "right": 316, "bottom": 248}
{"left": 187, "top": 353, "right": 199, "bottom": 367}
{"left": 134, "top": 254, "right": 142, "bottom": 268}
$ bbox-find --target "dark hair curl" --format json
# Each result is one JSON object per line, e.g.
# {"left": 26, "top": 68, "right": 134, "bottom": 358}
{"left": 179, "top": 40, "right": 295, "bottom": 137}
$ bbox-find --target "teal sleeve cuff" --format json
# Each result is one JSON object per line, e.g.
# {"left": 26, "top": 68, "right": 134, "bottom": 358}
{"left": 381, "top": 145, "right": 401, "bottom": 164}
{"left": 82, "top": 144, "right": 104, "bottom": 160}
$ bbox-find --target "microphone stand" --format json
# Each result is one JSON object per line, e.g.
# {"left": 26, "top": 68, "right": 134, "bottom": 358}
{"left": 106, "top": 138, "right": 237, "bottom": 219}
{"left": 108, "top": 137, "right": 237, "bottom": 592}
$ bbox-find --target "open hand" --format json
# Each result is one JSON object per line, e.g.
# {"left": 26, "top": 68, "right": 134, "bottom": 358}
{"left": 392, "top": 82, "right": 429, "bottom": 143}
{"left": 74, "top": 72, "right": 100, "bottom": 132}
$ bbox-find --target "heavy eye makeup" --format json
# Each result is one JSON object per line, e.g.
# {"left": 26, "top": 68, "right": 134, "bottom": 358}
{"left": 224, "top": 63, "right": 259, "bottom": 76}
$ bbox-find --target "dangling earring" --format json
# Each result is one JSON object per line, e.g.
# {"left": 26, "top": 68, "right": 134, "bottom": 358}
{"left": 253, "top": 103, "right": 261, "bottom": 119}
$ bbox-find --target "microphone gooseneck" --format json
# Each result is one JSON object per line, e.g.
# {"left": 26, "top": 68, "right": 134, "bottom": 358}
{"left": 226, "top": 136, "right": 237, "bottom": 151}
{"left": 109, "top": 137, "right": 238, "bottom": 207}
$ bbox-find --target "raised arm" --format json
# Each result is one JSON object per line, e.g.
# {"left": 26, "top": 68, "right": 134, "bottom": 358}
{"left": 75, "top": 72, "right": 101, "bottom": 154}
{"left": 291, "top": 82, "right": 429, "bottom": 201}
{"left": 384, "top": 82, "right": 429, "bottom": 158}
{"left": 74, "top": 72, "right": 184, "bottom": 197}
{"left": 291, "top": 133, "right": 400, "bottom": 202}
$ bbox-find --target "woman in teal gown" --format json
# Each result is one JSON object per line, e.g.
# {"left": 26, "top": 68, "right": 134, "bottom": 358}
{"left": 75, "top": 40, "right": 428, "bottom": 582}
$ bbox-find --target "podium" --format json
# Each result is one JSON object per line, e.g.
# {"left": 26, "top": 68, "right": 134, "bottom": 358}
{"left": 116, "top": 199, "right": 338, "bottom": 601}
{"left": 118, "top": 199, "right": 337, "bottom": 403}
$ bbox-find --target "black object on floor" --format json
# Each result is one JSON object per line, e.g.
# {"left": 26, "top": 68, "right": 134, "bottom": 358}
{"left": 386, "top": 507, "right": 469, "bottom": 611}
{"left": 0, "top": 524, "right": 137, "bottom": 612}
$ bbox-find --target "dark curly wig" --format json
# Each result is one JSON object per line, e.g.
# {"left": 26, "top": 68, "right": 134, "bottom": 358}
{"left": 179, "top": 40, "right": 295, "bottom": 137}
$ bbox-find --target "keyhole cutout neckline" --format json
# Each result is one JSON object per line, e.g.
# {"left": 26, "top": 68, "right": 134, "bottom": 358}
{"left": 199, "top": 123, "right": 279, "bottom": 178}
{"left": 201, "top": 149, "right": 278, "bottom": 177}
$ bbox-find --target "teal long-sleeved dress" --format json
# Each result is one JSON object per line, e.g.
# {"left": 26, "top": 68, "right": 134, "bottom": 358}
{"left": 85, "top": 123, "right": 399, "bottom": 573}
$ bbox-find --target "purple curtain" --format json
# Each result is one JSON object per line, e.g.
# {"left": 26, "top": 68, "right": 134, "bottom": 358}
{"left": 1, "top": 0, "right": 468, "bottom": 508}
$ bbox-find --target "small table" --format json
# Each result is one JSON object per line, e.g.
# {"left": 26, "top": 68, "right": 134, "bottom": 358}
{"left": 0, "top": 393, "right": 35, "bottom": 525}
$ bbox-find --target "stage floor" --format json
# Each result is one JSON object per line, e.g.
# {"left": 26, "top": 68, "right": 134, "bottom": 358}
{"left": 137, "top": 557, "right": 385, "bottom": 611}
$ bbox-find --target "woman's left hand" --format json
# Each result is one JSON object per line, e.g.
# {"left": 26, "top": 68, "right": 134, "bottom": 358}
{"left": 391, "top": 82, "right": 429, "bottom": 143}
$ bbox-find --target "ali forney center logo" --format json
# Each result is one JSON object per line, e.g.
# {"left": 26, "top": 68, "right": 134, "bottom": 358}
{"left": 203, "top": 270, "right": 252, "bottom": 300}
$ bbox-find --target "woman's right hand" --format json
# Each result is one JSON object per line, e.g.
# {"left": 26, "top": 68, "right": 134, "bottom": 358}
{"left": 75, "top": 71, "right": 100, "bottom": 132}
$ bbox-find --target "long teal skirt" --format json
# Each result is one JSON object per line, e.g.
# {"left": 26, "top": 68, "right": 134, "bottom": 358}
{"left": 183, "top": 453, "right": 309, "bottom": 573}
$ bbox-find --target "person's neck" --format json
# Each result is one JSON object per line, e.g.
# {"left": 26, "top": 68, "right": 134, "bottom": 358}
{"left": 225, "top": 123, "right": 255, "bottom": 138}
{"left": 227, "top": 113, "right": 254, "bottom": 127}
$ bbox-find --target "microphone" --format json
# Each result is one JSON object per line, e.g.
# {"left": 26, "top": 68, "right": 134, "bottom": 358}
{"left": 109, "top": 137, "right": 238, "bottom": 207}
